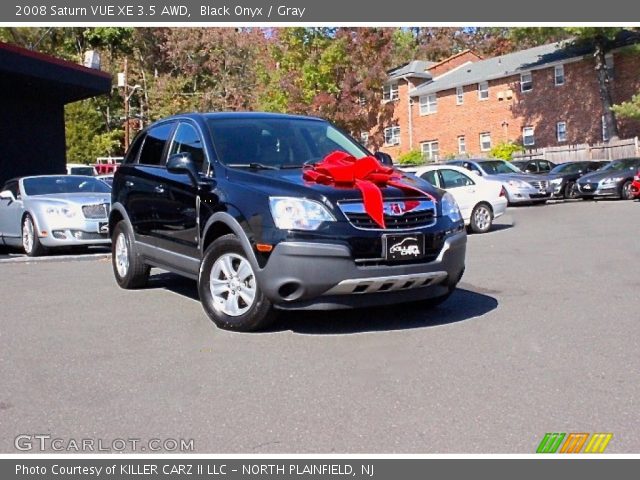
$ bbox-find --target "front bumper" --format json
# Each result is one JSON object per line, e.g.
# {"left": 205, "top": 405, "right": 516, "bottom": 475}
{"left": 255, "top": 231, "right": 466, "bottom": 309}
{"left": 505, "top": 185, "right": 551, "bottom": 203}
{"left": 576, "top": 182, "right": 619, "bottom": 197}
{"left": 37, "top": 218, "right": 111, "bottom": 247}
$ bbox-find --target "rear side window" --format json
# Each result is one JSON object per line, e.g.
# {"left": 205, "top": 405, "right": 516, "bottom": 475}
{"left": 420, "top": 170, "right": 440, "bottom": 187}
{"left": 169, "top": 123, "right": 207, "bottom": 173}
{"left": 3, "top": 181, "right": 20, "bottom": 199}
{"left": 138, "top": 123, "right": 174, "bottom": 166}
{"left": 440, "top": 169, "right": 475, "bottom": 188}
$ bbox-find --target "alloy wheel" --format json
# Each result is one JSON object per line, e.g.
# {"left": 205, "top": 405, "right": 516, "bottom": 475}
{"left": 115, "top": 232, "right": 129, "bottom": 278}
{"left": 474, "top": 206, "right": 491, "bottom": 231}
{"left": 22, "top": 218, "right": 34, "bottom": 254}
{"left": 209, "top": 253, "right": 256, "bottom": 317}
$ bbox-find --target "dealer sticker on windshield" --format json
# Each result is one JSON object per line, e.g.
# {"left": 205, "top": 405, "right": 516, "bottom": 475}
{"left": 383, "top": 234, "right": 425, "bottom": 261}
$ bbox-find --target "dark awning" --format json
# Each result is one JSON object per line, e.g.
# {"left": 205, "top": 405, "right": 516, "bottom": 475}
{"left": 0, "top": 42, "right": 112, "bottom": 103}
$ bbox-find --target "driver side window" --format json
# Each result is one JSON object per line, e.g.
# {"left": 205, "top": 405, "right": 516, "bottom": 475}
{"left": 169, "top": 123, "right": 207, "bottom": 173}
{"left": 3, "top": 181, "right": 20, "bottom": 199}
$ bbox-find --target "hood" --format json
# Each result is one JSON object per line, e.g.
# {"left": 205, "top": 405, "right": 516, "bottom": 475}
{"left": 577, "top": 169, "right": 627, "bottom": 183}
{"left": 224, "top": 167, "right": 441, "bottom": 203}
{"left": 489, "top": 172, "right": 545, "bottom": 183}
{"left": 26, "top": 193, "right": 111, "bottom": 205}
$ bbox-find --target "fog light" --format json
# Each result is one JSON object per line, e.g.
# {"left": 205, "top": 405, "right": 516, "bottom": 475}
{"left": 52, "top": 230, "right": 67, "bottom": 239}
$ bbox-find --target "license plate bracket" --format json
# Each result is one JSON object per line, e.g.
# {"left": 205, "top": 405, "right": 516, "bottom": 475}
{"left": 383, "top": 234, "right": 425, "bottom": 261}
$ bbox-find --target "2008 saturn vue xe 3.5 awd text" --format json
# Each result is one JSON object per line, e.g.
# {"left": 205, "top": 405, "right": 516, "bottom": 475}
{"left": 109, "top": 113, "right": 467, "bottom": 331}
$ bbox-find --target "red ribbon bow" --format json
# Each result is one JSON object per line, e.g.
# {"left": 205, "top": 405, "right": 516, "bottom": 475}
{"left": 303, "top": 151, "right": 436, "bottom": 229}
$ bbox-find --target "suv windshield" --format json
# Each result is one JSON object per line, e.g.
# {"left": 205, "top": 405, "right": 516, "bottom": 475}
{"left": 207, "top": 117, "right": 369, "bottom": 168}
{"left": 601, "top": 158, "right": 640, "bottom": 171}
{"left": 479, "top": 160, "right": 521, "bottom": 174}
{"left": 23, "top": 176, "right": 111, "bottom": 196}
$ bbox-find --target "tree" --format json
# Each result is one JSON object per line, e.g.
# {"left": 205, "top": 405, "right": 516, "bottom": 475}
{"left": 612, "top": 92, "right": 640, "bottom": 120}
{"left": 65, "top": 100, "right": 122, "bottom": 163}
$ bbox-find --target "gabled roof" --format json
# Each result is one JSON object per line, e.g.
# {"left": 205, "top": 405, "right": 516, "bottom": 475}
{"left": 387, "top": 60, "right": 434, "bottom": 82}
{"left": 410, "top": 31, "right": 640, "bottom": 98}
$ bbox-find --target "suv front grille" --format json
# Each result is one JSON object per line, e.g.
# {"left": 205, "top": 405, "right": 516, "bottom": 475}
{"left": 528, "top": 180, "right": 549, "bottom": 190}
{"left": 339, "top": 198, "right": 436, "bottom": 230}
{"left": 82, "top": 203, "right": 109, "bottom": 219}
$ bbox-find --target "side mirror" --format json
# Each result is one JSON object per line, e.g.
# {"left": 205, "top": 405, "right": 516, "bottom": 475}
{"left": 374, "top": 151, "right": 394, "bottom": 167}
{"left": 0, "top": 190, "right": 15, "bottom": 202}
{"left": 167, "top": 153, "right": 200, "bottom": 186}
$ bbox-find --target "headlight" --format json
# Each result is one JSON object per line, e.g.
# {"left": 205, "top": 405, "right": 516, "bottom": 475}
{"left": 269, "top": 197, "right": 335, "bottom": 230}
{"left": 45, "top": 206, "right": 77, "bottom": 218}
{"left": 507, "top": 179, "right": 530, "bottom": 188}
{"left": 441, "top": 192, "right": 462, "bottom": 223}
{"left": 601, "top": 177, "right": 622, "bottom": 185}
{"left": 550, "top": 178, "right": 563, "bottom": 185}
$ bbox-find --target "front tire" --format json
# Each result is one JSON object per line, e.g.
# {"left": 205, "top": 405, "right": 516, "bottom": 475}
{"left": 469, "top": 203, "right": 493, "bottom": 234}
{"left": 620, "top": 180, "right": 633, "bottom": 200}
{"left": 22, "top": 214, "right": 47, "bottom": 257}
{"left": 198, "top": 234, "right": 277, "bottom": 332}
{"left": 111, "top": 220, "right": 150, "bottom": 289}
{"left": 564, "top": 181, "right": 578, "bottom": 199}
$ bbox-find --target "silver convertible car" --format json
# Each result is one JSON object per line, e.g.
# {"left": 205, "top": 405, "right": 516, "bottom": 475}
{"left": 0, "top": 175, "right": 112, "bottom": 256}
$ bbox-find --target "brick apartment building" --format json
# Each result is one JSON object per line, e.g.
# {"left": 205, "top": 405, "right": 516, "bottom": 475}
{"left": 376, "top": 34, "right": 640, "bottom": 161}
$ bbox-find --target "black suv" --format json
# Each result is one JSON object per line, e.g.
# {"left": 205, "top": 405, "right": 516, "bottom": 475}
{"left": 109, "top": 113, "right": 466, "bottom": 331}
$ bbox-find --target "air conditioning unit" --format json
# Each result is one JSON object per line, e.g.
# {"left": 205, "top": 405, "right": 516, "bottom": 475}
{"left": 497, "top": 91, "right": 505, "bottom": 101}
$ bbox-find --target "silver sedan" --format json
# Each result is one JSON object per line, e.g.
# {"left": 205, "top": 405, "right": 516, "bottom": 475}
{"left": 0, "top": 175, "right": 112, "bottom": 256}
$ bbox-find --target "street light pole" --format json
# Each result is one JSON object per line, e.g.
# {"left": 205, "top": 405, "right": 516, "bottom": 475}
{"left": 123, "top": 58, "right": 129, "bottom": 150}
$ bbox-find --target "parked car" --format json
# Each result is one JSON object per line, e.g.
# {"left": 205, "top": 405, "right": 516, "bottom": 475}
{"left": 547, "top": 160, "right": 609, "bottom": 199}
{"left": 66, "top": 163, "right": 97, "bottom": 176}
{"left": 511, "top": 159, "right": 556, "bottom": 174}
{"left": 575, "top": 157, "right": 640, "bottom": 200}
{"left": 97, "top": 174, "right": 114, "bottom": 188}
{"left": 0, "top": 175, "right": 112, "bottom": 256}
{"left": 630, "top": 169, "right": 640, "bottom": 199}
{"left": 109, "top": 112, "right": 467, "bottom": 331}
{"left": 407, "top": 165, "right": 507, "bottom": 233}
{"left": 447, "top": 159, "right": 551, "bottom": 205}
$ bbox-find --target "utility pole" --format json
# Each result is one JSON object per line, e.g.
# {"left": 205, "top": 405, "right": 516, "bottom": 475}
{"left": 123, "top": 57, "right": 129, "bottom": 150}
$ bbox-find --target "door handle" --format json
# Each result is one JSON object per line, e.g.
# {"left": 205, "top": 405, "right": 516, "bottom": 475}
{"left": 125, "top": 181, "right": 134, "bottom": 187}
{"left": 154, "top": 185, "right": 166, "bottom": 194}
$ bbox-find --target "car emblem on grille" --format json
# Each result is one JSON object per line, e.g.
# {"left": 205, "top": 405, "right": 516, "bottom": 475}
{"left": 387, "top": 202, "right": 405, "bottom": 216}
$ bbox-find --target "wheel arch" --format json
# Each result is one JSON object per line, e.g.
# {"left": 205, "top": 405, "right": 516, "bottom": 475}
{"left": 201, "top": 212, "right": 259, "bottom": 271}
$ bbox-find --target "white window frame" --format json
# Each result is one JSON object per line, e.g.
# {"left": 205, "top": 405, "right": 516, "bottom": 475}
{"left": 522, "top": 126, "right": 535, "bottom": 146}
{"left": 419, "top": 93, "right": 437, "bottom": 115}
{"left": 384, "top": 126, "right": 401, "bottom": 146}
{"left": 478, "top": 81, "right": 489, "bottom": 101}
{"left": 554, "top": 65, "right": 565, "bottom": 86}
{"left": 520, "top": 72, "right": 533, "bottom": 92}
{"left": 456, "top": 86, "right": 464, "bottom": 105}
{"left": 383, "top": 82, "right": 399, "bottom": 102}
{"left": 602, "top": 115, "right": 610, "bottom": 142}
{"left": 479, "top": 132, "right": 491, "bottom": 152}
{"left": 458, "top": 135, "right": 466, "bottom": 154}
{"left": 556, "top": 122, "right": 567, "bottom": 142}
{"left": 421, "top": 140, "right": 439, "bottom": 162}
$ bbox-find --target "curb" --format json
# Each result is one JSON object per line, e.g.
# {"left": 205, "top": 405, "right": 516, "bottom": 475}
{"left": 0, "top": 253, "right": 111, "bottom": 264}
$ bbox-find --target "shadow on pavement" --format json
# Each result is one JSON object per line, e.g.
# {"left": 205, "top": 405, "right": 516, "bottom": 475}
{"left": 147, "top": 272, "right": 498, "bottom": 335}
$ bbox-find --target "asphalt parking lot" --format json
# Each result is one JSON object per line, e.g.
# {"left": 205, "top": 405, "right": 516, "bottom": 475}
{"left": 1, "top": 200, "right": 639, "bottom": 453}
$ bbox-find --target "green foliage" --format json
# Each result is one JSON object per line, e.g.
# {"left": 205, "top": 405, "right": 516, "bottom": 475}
{"left": 490, "top": 142, "right": 524, "bottom": 161}
{"left": 613, "top": 93, "right": 640, "bottom": 120}
{"left": 397, "top": 150, "right": 425, "bottom": 166}
{"left": 65, "top": 101, "right": 122, "bottom": 164}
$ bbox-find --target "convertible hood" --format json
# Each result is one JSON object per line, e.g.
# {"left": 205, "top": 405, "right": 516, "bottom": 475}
{"left": 27, "top": 193, "right": 111, "bottom": 205}
{"left": 225, "top": 167, "right": 441, "bottom": 202}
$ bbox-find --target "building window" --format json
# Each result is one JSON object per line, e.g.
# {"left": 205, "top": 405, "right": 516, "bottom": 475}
{"left": 458, "top": 136, "right": 466, "bottom": 154}
{"left": 456, "top": 86, "right": 464, "bottom": 105}
{"left": 522, "top": 127, "right": 535, "bottom": 146}
{"left": 383, "top": 82, "right": 399, "bottom": 102}
{"left": 602, "top": 115, "right": 610, "bottom": 142}
{"left": 384, "top": 126, "right": 401, "bottom": 146}
{"left": 421, "top": 141, "right": 439, "bottom": 162}
{"left": 520, "top": 72, "right": 533, "bottom": 92}
{"left": 480, "top": 132, "right": 491, "bottom": 151}
{"left": 556, "top": 122, "right": 567, "bottom": 142}
{"left": 419, "top": 93, "right": 437, "bottom": 115}
{"left": 360, "top": 131, "right": 369, "bottom": 146}
{"left": 554, "top": 65, "right": 565, "bottom": 86}
{"left": 478, "top": 81, "right": 489, "bottom": 101}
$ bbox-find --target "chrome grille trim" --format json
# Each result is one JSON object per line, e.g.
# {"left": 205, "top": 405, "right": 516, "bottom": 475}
{"left": 528, "top": 180, "right": 550, "bottom": 190}
{"left": 323, "top": 271, "right": 448, "bottom": 295}
{"left": 338, "top": 198, "right": 436, "bottom": 231}
{"left": 82, "top": 203, "right": 109, "bottom": 219}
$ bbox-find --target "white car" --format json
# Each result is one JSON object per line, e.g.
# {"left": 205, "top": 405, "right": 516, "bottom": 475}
{"left": 405, "top": 164, "right": 508, "bottom": 233}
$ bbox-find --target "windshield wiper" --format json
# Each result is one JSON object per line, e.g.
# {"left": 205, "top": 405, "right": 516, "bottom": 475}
{"left": 227, "top": 163, "right": 279, "bottom": 170}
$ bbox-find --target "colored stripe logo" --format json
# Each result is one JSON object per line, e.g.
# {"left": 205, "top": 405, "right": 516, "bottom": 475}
{"left": 537, "top": 433, "right": 612, "bottom": 453}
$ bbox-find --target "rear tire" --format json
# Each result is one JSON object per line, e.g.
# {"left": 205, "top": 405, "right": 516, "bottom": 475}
{"left": 198, "top": 234, "right": 277, "bottom": 332}
{"left": 22, "top": 214, "right": 47, "bottom": 257}
{"left": 111, "top": 220, "right": 150, "bottom": 289}
{"left": 469, "top": 203, "right": 493, "bottom": 234}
